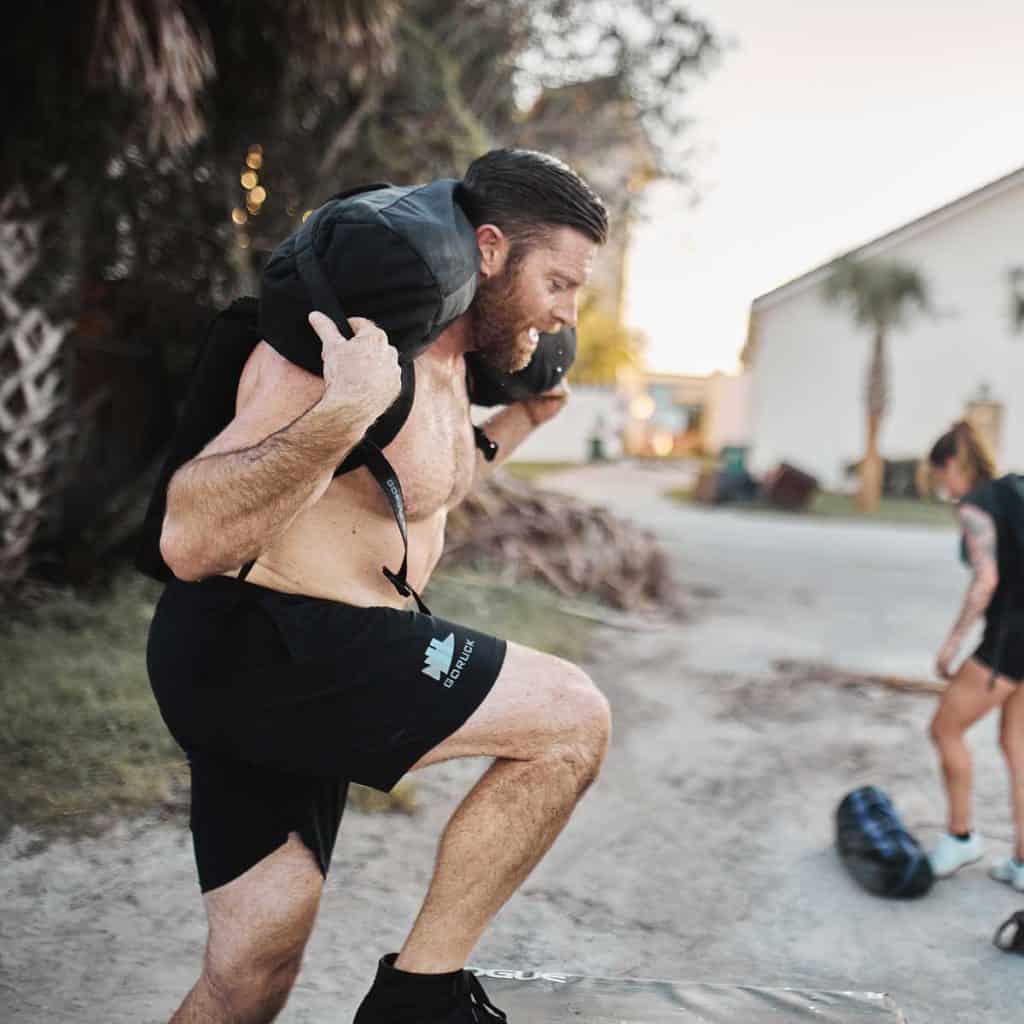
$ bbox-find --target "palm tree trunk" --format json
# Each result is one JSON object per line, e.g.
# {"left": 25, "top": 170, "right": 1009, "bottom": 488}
{"left": 858, "top": 326, "right": 887, "bottom": 513}
{"left": 0, "top": 185, "right": 70, "bottom": 590}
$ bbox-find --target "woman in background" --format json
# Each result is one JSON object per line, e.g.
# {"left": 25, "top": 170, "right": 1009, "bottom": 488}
{"left": 926, "top": 420, "right": 1024, "bottom": 886}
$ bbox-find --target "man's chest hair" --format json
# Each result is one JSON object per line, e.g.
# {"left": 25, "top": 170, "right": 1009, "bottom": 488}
{"left": 379, "top": 362, "right": 476, "bottom": 517}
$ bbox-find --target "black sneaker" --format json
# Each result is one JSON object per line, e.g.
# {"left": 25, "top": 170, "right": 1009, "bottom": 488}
{"left": 353, "top": 956, "right": 508, "bottom": 1023}
{"left": 442, "top": 970, "right": 507, "bottom": 1022}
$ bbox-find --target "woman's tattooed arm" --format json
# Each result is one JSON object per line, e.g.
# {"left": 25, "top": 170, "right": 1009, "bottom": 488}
{"left": 947, "top": 503, "right": 1000, "bottom": 647}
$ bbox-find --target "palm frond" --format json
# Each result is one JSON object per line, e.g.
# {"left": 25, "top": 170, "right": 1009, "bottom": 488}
{"left": 822, "top": 256, "right": 930, "bottom": 330}
{"left": 87, "top": 0, "right": 215, "bottom": 154}
{"left": 288, "top": 0, "right": 401, "bottom": 86}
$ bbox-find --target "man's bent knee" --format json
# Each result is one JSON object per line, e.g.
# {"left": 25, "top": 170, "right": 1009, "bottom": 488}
{"left": 201, "top": 948, "right": 303, "bottom": 1023}
{"left": 575, "top": 673, "right": 612, "bottom": 763}
{"left": 196, "top": 835, "right": 320, "bottom": 1023}
{"left": 416, "top": 645, "right": 612, "bottom": 769}
{"left": 549, "top": 664, "right": 611, "bottom": 785}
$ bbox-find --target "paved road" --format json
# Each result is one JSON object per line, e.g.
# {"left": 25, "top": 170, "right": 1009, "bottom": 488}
{"left": 541, "top": 459, "right": 970, "bottom": 678}
{"left": 1, "top": 461, "right": 1019, "bottom": 1023}
{"left": 530, "top": 461, "right": 1018, "bottom": 1024}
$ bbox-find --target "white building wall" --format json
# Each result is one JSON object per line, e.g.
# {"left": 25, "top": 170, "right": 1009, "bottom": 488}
{"left": 704, "top": 371, "right": 753, "bottom": 454}
{"left": 473, "top": 385, "right": 627, "bottom": 463}
{"left": 750, "top": 179, "right": 1024, "bottom": 490}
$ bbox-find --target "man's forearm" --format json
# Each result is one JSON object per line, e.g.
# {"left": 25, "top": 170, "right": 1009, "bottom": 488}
{"left": 163, "top": 403, "right": 366, "bottom": 578}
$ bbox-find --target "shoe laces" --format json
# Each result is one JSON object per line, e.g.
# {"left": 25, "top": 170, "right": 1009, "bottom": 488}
{"left": 456, "top": 972, "right": 508, "bottom": 1022}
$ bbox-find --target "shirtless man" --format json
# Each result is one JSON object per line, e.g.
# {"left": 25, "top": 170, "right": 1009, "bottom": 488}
{"left": 146, "top": 149, "right": 612, "bottom": 1023}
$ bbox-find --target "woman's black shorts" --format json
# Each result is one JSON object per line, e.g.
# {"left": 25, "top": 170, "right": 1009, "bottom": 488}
{"left": 147, "top": 575, "right": 506, "bottom": 892}
{"left": 973, "top": 611, "right": 1024, "bottom": 683}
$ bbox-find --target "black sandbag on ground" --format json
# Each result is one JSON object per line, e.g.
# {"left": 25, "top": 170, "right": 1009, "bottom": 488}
{"left": 836, "top": 785, "right": 934, "bottom": 899}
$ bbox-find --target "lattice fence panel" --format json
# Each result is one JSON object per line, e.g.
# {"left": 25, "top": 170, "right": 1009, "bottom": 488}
{"left": 0, "top": 186, "right": 71, "bottom": 586}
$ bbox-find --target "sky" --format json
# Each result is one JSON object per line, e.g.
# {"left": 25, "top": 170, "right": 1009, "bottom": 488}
{"left": 625, "top": 0, "right": 1024, "bottom": 377}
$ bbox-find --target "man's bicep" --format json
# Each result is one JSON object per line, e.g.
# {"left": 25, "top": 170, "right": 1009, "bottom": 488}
{"left": 197, "top": 343, "right": 324, "bottom": 460}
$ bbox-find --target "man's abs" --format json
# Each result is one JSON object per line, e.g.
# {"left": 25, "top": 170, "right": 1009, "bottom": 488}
{"left": 227, "top": 468, "right": 447, "bottom": 607}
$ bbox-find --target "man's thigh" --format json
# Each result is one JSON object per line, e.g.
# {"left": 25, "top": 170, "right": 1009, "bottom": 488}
{"left": 412, "top": 641, "right": 609, "bottom": 769}
{"left": 203, "top": 833, "right": 323, "bottom": 977}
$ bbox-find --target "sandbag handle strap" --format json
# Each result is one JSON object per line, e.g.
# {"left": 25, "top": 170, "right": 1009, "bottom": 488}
{"left": 297, "top": 233, "right": 425, "bottom": 607}
{"left": 296, "top": 239, "right": 354, "bottom": 340}
{"left": 358, "top": 439, "right": 432, "bottom": 616}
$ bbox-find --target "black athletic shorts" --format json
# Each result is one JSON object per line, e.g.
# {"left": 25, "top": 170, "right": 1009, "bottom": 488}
{"left": 146, "top": 575, "right": 506, "bottom": 892}
{"left": 974, "top": 611, "right": 1024, "bottom": 683}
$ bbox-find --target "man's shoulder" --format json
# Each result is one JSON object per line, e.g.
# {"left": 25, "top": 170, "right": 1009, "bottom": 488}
{"left": 235, "top": 340, "right": 324, "bottom": 419}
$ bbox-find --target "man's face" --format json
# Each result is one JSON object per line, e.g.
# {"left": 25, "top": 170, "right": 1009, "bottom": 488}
{"left": 471, "top": 226, "right": 596, "bottom": 373}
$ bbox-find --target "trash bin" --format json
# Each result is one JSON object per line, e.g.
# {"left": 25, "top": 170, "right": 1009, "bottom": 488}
{"left": 721, "top": 445, "right": 749, "bottom": 473}
{"left": 763, "top": 462, "right": 818, "bottom": 510}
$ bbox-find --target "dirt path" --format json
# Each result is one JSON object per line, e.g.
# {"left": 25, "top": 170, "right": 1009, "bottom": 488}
{"left": 2, "top": 462, "right": 1020, "bottom": 1022}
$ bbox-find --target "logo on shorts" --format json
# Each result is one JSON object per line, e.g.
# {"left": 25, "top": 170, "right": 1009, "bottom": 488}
{"left": 422, "top": 633, "right": 476, "bottom": 688}
{"left": 422, "top": 633, "right": 456, "bottom": 680}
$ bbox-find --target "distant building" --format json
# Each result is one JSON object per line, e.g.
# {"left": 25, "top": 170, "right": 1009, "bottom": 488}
{"left": 499, "top": 370, "right": 709, "bottom": 465}
{"left": 703, "top": 370, "right": 753, "bottom": 457}
{"left": 746, "top": 165, "right": 1024, "bottom": 490}
{"left": 497, "top": 385, "right": 628, "bottom": 464}
{"left": 616, "top": 369, "right": 709, "bottom": 456}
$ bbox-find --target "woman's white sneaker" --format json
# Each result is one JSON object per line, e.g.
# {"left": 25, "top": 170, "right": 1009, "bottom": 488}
{"left": 928, "top": 833, "right": 985, "bottom": 877}
{"left": 989, "top": 857, "right": 1024, "bottom": 891}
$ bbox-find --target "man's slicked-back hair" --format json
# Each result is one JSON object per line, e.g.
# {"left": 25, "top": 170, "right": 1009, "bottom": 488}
{"left": 458, "top": 148, "right": 609, "bottom": 249}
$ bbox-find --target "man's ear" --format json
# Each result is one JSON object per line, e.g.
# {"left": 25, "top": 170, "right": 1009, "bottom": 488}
{"left": 476, "top": 224, "right": 510, "bottom": 279}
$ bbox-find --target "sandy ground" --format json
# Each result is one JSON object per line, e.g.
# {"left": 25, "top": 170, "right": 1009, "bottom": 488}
{"left": 2, "top": 461, "right": 1021, "bottom": 1023}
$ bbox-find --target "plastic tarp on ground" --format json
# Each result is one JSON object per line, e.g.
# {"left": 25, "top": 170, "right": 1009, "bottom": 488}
{"left": 469, "top": 969, "right": 908, "bottom": 1023}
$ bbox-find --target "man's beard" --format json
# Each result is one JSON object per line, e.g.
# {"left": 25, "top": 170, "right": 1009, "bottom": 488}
{"left": 470, "top": 262, "right": 537, "bottom": 374}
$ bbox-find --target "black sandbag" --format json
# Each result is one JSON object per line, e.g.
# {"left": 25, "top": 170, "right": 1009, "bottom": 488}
{"left": 261, "top": 179, "right": 577, "bottom": 404}
{"left": 260, "top": 180, "right": 481, "bottom": 368}
{"left": 835, "top": 786, "right": 934, "bottom": 899}
{"left": 466, "top": 326, "right": 577, "bottom": 406}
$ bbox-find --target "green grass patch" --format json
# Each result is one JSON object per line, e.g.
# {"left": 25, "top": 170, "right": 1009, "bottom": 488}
{"left": 808, "top": 491, "right": 954, "bottom": 526}
{"left": 502, "top": 460, "right": 577, "bottom": 484}
{"left": 0, "top": 568, "right": 597, "bottom": 838}
{"left": 0, "top": 573, "right": 183, "bottom": 837}
{"left": 423, "top": 568, "right": 597, "bottom": 665}
{"left": 666, "top": 484, "right": 697, "bottom": 504}
{"left": 667, "top": 487, "right": 955, "bottom": 528}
